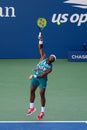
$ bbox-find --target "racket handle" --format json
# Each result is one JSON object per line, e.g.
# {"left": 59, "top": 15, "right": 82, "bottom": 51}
{"left": 38, "top": 32, "right": 42, "bottom": 37}
{"left": 38, "top": 32, "right": 43, "bottom": 44}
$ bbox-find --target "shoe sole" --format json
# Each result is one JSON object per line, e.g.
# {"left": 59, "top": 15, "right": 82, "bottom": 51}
{"left": 38, "top": 116, "right": 44, "bottom": 120}
{"left": 38, "top": 114, "right": 44, "bottom": 120}
{"left": 27, "top": 108, "right": 36, "bottom": 116}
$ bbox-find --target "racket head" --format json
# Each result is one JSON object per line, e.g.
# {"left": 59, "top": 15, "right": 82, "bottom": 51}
{"left": 37, "top": 18, "right": 47, "bottom": 30}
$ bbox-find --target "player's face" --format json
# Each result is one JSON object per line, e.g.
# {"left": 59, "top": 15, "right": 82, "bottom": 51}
{"left": 48, "top": 56, "right": 55, "bottom": 63}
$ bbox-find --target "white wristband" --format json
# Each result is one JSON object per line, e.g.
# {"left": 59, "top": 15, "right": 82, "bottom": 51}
{"left": 33, "top": 75, "right": 37, "bottom": 78}
{"left": 39, "top": 40, "right": 43, "bottom": 44}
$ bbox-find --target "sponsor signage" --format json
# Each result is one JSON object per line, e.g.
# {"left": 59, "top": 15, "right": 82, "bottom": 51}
{"left": 68, "top": 51, "right": 87, "bottom": 61}
{"left": 52, "top": 0, "right": 87, "bottom": 26}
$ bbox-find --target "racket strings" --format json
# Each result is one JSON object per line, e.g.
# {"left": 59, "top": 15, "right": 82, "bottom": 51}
{"left": 37, "top": 18, "right": 47, "bottom": 28}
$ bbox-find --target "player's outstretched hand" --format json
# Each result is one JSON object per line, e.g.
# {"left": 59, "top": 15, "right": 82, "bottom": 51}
{"left": 38, "top": 36, "right": 43, "bottom": 41}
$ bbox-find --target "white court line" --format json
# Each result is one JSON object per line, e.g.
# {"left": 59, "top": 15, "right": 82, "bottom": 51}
{"left": 0, "top": 121, "right": 87, "bottom": 123}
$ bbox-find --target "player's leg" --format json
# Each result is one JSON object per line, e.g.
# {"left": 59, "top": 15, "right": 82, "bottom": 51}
{"left": 40, "top": 88, "right": 46, "bottom": 107}
{"left": 27, "top": 78, "right": 39, "bottom": 115}
{"left": 37, "top": 77, "right": 47, "bottom": 120}
{"left": 30, "top": 85, "right": 37, "bottom": 103}
{"left": 27, "top": 86, "right": 37, "bottom": 115}
{"left": 38, "top": 88, "right": 46, "bottom": 120}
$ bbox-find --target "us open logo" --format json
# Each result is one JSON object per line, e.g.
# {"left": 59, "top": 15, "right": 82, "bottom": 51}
{"left": 64, "top": 0, "right": 87, "bottom": 9}
{"left": 52, "top": 0, "right": 87, "bottom": 26}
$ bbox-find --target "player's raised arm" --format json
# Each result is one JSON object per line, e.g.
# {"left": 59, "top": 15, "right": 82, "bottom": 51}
{"left": 38, "top": 32, "right": 46, "bottom": 61}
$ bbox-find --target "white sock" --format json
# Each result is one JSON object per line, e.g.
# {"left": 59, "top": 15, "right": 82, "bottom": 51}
{"left": 41, "top": 106, "right": 45, "bottom": 113}
{"left": 29, "top": 103, "right": 34, "bottom": 108}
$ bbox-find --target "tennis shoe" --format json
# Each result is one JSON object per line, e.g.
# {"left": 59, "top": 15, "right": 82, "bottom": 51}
{"left": 38, "top": 112, "right": 44, "bottom": 120}
{"left": 27, "top": 108, "right": 36, "bottom": 115}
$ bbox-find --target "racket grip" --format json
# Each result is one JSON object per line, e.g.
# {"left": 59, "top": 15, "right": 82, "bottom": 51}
{"left": 38, "top": 32, "right": 42, "bottom": 37}
{"left": 38, "top": 32, "right": 43, "bottom": 44}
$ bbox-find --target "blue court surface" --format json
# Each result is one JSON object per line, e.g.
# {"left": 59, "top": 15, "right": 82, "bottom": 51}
{"left": 0, "top": 122, "right": 87, "bottom": 130}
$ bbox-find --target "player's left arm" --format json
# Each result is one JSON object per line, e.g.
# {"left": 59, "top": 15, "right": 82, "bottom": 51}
{"left": 37, "top": 68, "right": 52, "bottom": 78}
{"left": 29, "top": 69, "right": 52, "bottom": 80}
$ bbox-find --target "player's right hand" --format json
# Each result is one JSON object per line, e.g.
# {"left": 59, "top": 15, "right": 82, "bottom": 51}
{"left": 38, "top": 36, "right": 43, "bottom": 40}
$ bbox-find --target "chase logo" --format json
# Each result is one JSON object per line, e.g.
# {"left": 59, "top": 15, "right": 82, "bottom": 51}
{"left": 51, "top": 0, "right": 87, "bottom": 26}
{"left": 64, "top": 0, "right": 87, "bottom": 9}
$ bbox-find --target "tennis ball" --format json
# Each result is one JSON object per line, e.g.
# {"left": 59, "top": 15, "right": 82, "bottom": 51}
{"left": 57, "top": 21, "right": 61, "bottom": 26}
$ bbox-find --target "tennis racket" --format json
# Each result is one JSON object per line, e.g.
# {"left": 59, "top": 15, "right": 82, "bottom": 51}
{"left": 37, "top": 18, "right": 47, "bottom": 35}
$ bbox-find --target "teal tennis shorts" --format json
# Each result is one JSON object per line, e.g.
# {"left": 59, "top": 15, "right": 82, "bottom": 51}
{"left": 30, "top": 77, "right": 48, "bottom": 88}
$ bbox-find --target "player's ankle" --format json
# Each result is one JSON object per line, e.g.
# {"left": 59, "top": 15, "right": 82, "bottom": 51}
{"left": 41, "top": 106, "right": 45, "bottom": 113}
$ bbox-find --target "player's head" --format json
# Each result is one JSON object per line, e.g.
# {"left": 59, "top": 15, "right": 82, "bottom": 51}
{"left": 48, "top": 54, "right": 56, "bottom": 63}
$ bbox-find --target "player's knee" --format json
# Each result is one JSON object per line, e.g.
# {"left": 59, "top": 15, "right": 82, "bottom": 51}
{"left": 30, "top": 86, "right": 36, "bottom": 94}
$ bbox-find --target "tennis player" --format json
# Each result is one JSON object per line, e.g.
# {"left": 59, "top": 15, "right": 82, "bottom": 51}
{"left": 27, "top": 32, "right": 56, "bottom": 120}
